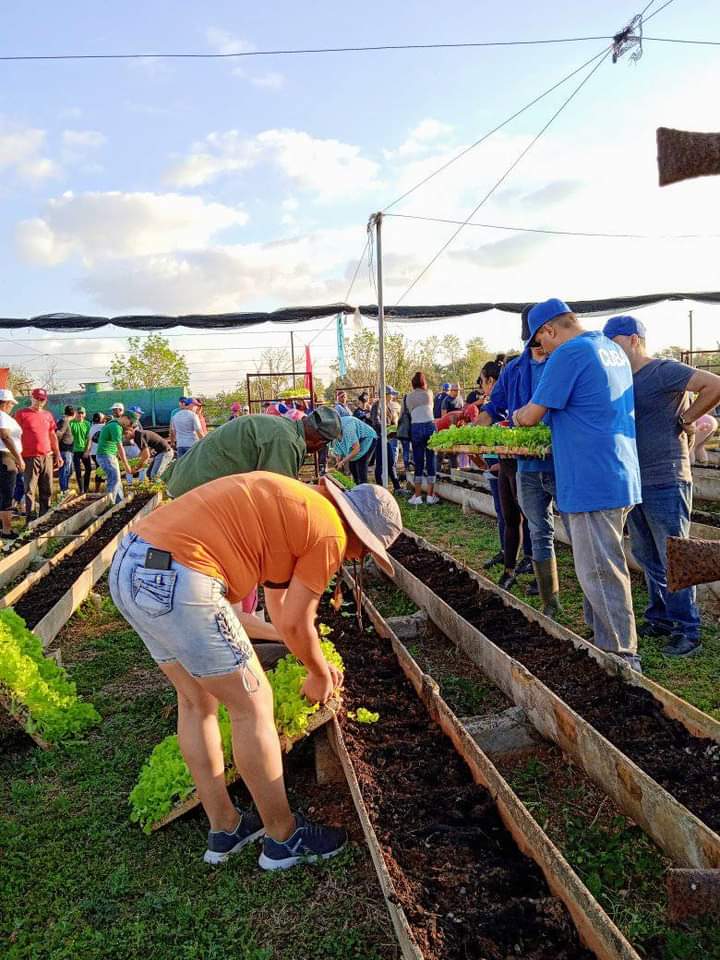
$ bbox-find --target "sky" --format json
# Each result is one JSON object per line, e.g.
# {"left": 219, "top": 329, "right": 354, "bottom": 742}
{"left": 2, "top": 0, "right": 720, "bottom": 394}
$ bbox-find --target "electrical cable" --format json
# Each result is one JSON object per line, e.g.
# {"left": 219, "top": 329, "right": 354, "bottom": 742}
{"left": 394, "top": 49, "right": 613, "bottom": 306}
{"left": 304, "top": 236, "right": 371, "bottom": 348}
{"left": 643, "top": 36, "right": 720, "bottom": 45}
{"left": 381, "top": 47, "right": 610, "bottom": 214}
{"left": 0, "top": 36, "right": 620, "bottom": 63}
{"left": 384, "top": 212, "right": 720, "bottom": 240}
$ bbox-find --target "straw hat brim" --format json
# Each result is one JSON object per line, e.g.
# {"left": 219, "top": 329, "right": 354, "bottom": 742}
{"left": 319, "top": 476, "right": 395, "bottom": 578}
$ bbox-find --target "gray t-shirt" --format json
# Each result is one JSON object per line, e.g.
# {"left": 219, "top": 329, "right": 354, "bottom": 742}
{"left": 405, "top": 388, "right": 434, "bottom": 423}
{"left": 632, "top": 358, "right": 694, "bottom": 486}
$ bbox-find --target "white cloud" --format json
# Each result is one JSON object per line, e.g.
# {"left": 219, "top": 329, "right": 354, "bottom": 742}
{"left": 384, "top": 117, "right": 454, "bottom": 160}
{"left": 251, "top": 71, "right": 285, "bottom": 90}
{"left": 166, "top": 128, "right": 381, "bottom": 200}
{"left": 78, "top": 226, "right": 362, "bottom": 312}
{"left": 62, "top": 130, "right": 106, "bottom": 149}
{"left": 16, "top": 190, "right": 247, "bottom": 266}
{"left": 205, "top": 26, "right": 285, "bottom": 86}
{"left": 0, "top": 123, "right": 59, "bottom": 182}
{"left": 205, "top": 26, "right": 252, "bottom": 56}
{"left": 165, "top": 131, "right": 262, "bottom": 188}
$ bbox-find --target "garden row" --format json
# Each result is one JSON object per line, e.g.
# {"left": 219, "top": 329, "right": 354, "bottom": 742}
{"left": 386, "top": 530, "right": 720, "bottom": 872}
{"left": 0, "top": 491, "right": 160, "bottom": 748}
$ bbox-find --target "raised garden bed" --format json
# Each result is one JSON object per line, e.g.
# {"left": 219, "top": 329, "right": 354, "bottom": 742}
{"left": 10, "top": 493, "right": 160, "bottom": 646}
{"left": 388, "top": 532, "right": 720, "bottom": 869}
{"left": 0, "top": 495, "right": 111, "bottom": 589}
{"left": 325, "top": 581, "right": 638, "bottom": 960}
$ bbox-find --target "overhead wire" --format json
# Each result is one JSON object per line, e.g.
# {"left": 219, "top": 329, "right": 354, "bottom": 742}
{"left": 381, "top": 46, "right": 610, "bottom": 215}
{"left": 0, "top": 36, "right": 623, "bottom": 63}
{"left": 393, "top": 48, "right": 614, "bottom": 306}
{"left": 383, "top": 213, "right": 720, "bottom": 241}
{"left": 304, "top": 236, "right": 372, "bottom": 349}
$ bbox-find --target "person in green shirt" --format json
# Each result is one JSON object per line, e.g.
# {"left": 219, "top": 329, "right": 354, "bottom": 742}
{"left": 69, "top": 407, "right": 92, "bottom": 494}
{"left": 95, "top": 413, "right": 132, "bottom": 503}
{"left": 165, "top": 407, "right": 342, "bottom": 500}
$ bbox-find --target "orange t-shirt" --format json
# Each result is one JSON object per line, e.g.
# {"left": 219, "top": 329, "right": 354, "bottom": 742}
{"left": 133, "top": 471, "right": 347, "bottom": 602}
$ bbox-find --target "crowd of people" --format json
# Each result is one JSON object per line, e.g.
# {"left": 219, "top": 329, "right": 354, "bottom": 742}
{"left": 3, "top": 309, "right": 719, "bottom": 873}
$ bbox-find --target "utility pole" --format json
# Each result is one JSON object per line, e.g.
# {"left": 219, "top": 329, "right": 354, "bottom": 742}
{"left": 689, "top": 309, "right": 694, "bottom": 361}
{"left": 373, "top": 213, "right": 389, "bottom": 487}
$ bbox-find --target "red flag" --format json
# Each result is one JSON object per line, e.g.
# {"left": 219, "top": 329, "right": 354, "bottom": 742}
{"left": 0, "top": 368, "right": 8, "bottom": 389}
{"left": 304, "top": 345, "right": 313, "bottom": 392}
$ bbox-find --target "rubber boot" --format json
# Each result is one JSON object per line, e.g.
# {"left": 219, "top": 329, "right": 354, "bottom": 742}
{"left": 533, "top": 558, "right": 561, "bottom": 619}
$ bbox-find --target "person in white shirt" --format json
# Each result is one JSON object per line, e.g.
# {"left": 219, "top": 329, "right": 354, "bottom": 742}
{"left": 170, "top": 397, "right": 205, "bottom": 457}
{"left": 0, "top": 389, "right": 25, "bottom": 514}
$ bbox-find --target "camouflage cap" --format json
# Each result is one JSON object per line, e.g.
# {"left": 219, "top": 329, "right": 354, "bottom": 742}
{"left": 307, "top": 405, "right": 342, "bottom": 441}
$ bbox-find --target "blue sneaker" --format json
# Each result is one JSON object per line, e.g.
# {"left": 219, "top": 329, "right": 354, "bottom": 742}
{"left": 258, "top": 813, "right": 347, "bottom": 871}
{"left": 203, "top": 808, "right": 265, "bottom": 865}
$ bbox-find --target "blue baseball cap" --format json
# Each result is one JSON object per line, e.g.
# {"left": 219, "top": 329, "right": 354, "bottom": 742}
{"left": 385, "top": 385, "right": 398, "bottom": 395}
{"left": 527, "top": 298, "right": 572, "bottom": 344}
{"left": 441, "top": 382, "right": 450, "bottom": 391}
{"left": 128, "top": 405, "right": 144, "bottom": 416}
{"left": 602, "top": 315, "right": 647, "bottom": 340}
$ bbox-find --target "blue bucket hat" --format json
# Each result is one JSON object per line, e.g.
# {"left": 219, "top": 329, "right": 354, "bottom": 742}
{"left": 603, "top": 315, "right": 647, "bottom": 340}
{"left": 527, "top": 298, "right": 572, "bottom": 345}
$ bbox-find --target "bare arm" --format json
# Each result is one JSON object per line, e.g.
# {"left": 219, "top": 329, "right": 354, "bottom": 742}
{"left": 0, "top": 430, "right": 24, "bottom": 470}
{"left": 117, "top": 445, "right": 131, "bottom": 471}
{"left": 49, "top": 428, "right": 61, "bottom": 466}
{"left": 264, "top": 579, "right": 341, "bottom": 702}
{"left": 683, "top": 370, "right": 720, "bottom": 424}
{"left": 336, "top": 441, "right": 360, "bottom": 469}
{"left": 513, "top": 402, "right": 548, "bottom": 427}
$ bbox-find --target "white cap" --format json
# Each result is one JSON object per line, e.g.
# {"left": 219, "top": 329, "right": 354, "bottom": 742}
{"left": 111, "top": 402, "right": 125, "bottom": 413}
{"left": 0, "top": 388, "right": 16, "bottom": 403}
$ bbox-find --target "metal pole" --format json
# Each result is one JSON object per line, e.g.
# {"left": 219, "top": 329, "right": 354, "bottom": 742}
{"left": 375, "top": 213, "right": 389, "bottom": 487}
{"left": 689, "top": 309, "right": 694, "bottom": 360}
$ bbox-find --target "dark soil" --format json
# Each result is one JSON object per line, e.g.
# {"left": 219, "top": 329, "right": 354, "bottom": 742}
{"left": 1, "top": 496, "right": 104, "bottom": 555}
{"left": 390, "top": 535, "right": 720, "bottom": 833}
{"left": 14, "top": 496, "right": 153, "bottom": 629}
{"left": 692, "top": 508, "right": 720, "bottom": 529}
{"left": 325, "top": 596, "right": 595, "bottom": 960}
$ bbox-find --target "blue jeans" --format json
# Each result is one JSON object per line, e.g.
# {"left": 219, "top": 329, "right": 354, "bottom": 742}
{"left": 176, "top": 446, "right": 192, "bottom": 459}
{"left": 96, "top": 453, "right": 124, "bottom": 504}
{"left": 109, "top": 532, "right": 256, "bottom": 680}
{"left": 149, "top": 449, "right": 174, "bottom": 479}
{"left": 401, "top": 440, "right": 412, "bottom": 470}
{"left": 411, "top": 421, "right": 436, "bottom": 483}
{"left": 374, "top": 437, "right": 400, "bottom": 489}
{"left": 627, "top": 481, "right": 700, "bottom": 642}
{"left": 59, "top": 451, "right": 74, "bottom": 492}
{"left": 517, "top": 471, "right": 557, "bottom": 562}
{"left": 488, "top": 473, "right": 505, "bottom": 551}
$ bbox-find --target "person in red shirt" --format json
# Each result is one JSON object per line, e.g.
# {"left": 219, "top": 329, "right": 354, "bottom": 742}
{"left": 15, "top": 388, "right": 62, "bottom": 520}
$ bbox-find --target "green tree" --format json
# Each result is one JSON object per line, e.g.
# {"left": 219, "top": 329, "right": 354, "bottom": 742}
{"left": 107, "top": 335, "right": 190, "bottom": 390}
{"left": 6, "top": 365, "right": 33, "bottom": 397}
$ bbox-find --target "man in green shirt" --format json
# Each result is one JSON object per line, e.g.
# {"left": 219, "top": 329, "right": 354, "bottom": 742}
{"left": 69, "top": 406, "right": 92, "bottom": 494}
{"left": 96, "top": 413, "right": 132, "bottom": 503}
{"left": 166, "top": 408, "right": 342, "bottom": 499}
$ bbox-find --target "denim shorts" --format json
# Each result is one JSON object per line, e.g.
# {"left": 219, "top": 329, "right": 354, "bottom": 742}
{"left": 109, "top": 532, "right": 255, "bottom": 680}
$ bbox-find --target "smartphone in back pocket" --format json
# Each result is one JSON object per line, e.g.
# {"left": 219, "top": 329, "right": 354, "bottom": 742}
{"left": 145, "top": 548, "right": 172, "bottom": 571}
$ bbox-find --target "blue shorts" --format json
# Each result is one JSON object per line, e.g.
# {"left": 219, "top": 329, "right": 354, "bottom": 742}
{"left": 109, "top": 532, "right": 255, "bottom": 679}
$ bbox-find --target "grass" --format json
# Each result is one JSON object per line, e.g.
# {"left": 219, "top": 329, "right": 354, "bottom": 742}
{"left": 0, "top": 591, "right": 396, "bottom": 960}
{"left": 508, "top": 755, "right": 720, "bottom": 959}
{"left": 398, "top": 499, "right": 720, "bottom": 720}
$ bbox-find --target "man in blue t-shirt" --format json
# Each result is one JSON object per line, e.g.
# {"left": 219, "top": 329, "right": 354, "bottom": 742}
{"left": 605, "top": 315, "right": 720, "bottom": 658}
{"left": 514, "top": 298, "right": 642, "bottom": 669}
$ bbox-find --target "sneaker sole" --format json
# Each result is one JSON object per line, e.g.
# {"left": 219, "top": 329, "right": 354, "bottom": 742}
{"left": 258, "top": 842, "right": 346, "bottom": 872}
{"left": 203, "top": 827, "right": 266, "bottom": 865}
